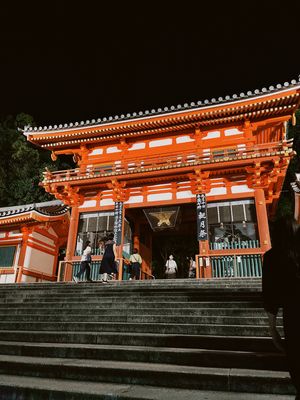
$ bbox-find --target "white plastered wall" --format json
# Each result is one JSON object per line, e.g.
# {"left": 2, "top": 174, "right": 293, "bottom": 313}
{"left": 0, "top": 274, "right": 16, "bottom": 283}
{"left": 24, "top": 246, "right": 55, "bottom": 275}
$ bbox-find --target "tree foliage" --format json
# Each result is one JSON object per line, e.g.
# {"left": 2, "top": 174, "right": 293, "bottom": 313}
{"left": 0, "top": 113, "right": 73, "bottom": 207}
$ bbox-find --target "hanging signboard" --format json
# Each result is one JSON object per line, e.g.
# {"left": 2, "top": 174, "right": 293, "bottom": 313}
{"left": 113, "top": 201, "right": 123, "bottom": 245}
{"left": 143, "top": 206, "right": 180, "bottom": 231}
{"left": 196, "top": 193, "right": 208, "bottom": 241}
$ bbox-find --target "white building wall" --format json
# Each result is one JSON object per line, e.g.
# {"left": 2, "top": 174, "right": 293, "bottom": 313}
{"left": 21, "top": 275, "right": 36, "bottom": 283}
{"left": 24, "top": 246, "right": 54, "bottom": 275}
{"left": 31, "top": 232, "right": 55, "bottom": 247}
{"left": 0, "top": 274, "right": 16, "bottom": 283}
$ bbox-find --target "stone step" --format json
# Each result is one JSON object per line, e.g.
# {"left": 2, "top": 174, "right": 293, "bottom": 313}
{"left": 0, "top": 314, "right": 282, "bottom": 326}
{"left": 0, "top": 292, "right": 262, "bottom": 299}
{"left": 0, "top": 374, "right": 293, "bottom": 400}
{"left": 0, "top": 330, "right": 278, "bottom": 351}
{"left": 0, "top": 280, "right": 289, "bottom": 397}
{"left": 0, "top": 301, "right": 264, "bottom": 309}
{"left": 0, "top": 282, "right": 262, "bottom": 291}
{"left": 0, "top": 291, "right": 261, "bottom": 303}
{"left": 0, "top": 283, "right": 262, "bottom": 291}
{"left": 0, "top": 331, "right": 278, "bottom": 352}
{"left": 0, "top": 307, "right": 270, "bottom": 316}
{"left": 0, "top": 287, "right": 262, "bottom": 297}
{"left": 0, "top": 287, "right": 262, "bottom": 296}
{"left": 0, "top": 278, "right": 262, "bottom": 287}
{"left": 0, "top": 341, "right": 288, "bottom": 371}
{"left": 0, "top": 321, "right": 280, "bottom": 336}
{"left": 0, "top": 292, "right": 262, "bottom": 301}
{"left": 0, "top": 355, "right": 294, "bottom": 394}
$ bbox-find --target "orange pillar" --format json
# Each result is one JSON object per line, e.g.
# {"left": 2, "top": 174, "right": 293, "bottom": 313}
{"left": 65, "top": 205, "right": 79, "bottom": 281}
{"left": 16, "top": 227, "right": 30, "bottom": 283}
{"left": 133, "top": 220, "right": 140, "bottom": 250}
{"left": 255, "top": 189, "right": 271, "bottom": 253}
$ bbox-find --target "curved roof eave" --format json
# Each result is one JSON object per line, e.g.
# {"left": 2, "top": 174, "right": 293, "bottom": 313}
{"left": 23, "top": 78, "right": 300, "bottom": 137}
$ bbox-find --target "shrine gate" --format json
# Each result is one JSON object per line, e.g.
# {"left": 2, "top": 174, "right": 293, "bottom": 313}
{"left": 23, "top": 78, "right": 300, "bottom": 280}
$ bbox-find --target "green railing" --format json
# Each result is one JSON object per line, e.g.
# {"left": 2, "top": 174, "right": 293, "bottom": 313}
{"left": 210, "top": 240, "right": 259, "bottom": 250}
{"left": 211, "top": 254, "right": 262, "bottom": 278}
{"left": 58, "top": 261, "right": 132, "bottom": 282}
{"left": 72, "top": 261, "right": 101, "bottom": 281}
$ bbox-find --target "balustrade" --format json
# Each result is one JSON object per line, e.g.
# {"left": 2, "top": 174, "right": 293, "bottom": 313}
{"left": 43, "top": 140, "right": 293, "bottom": 184}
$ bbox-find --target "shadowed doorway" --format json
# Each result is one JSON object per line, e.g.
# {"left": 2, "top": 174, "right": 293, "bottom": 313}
{"left": 149, "top": 203, "right": 198, "bottom": 279}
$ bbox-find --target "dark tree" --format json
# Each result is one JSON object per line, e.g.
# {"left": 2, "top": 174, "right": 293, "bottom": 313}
{"left": 0, "top": 113, "right": 73, "bottom": 207}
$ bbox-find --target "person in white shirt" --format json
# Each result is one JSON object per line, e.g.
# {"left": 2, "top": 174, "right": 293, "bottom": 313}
{"left": 188, "top": 257, "right": 196, "bottom": 278}
{"left": 129, "top": 248, "right": 142, "bottom": 280}
{"left": 165, "top": 254, "right": 177, "bottom": 279}
{"left": 73, "top": 241, "right": 92, "bottom": 283}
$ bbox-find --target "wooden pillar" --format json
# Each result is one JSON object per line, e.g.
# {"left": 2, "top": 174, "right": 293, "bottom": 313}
{"left": 294, "top": 192, "right": 300, "bottom": 223}
{"left": 133, "top": 221, "right": 140, "bottom": 251}
{"left": 65, "top": 205, "right": 79, "bottom": 281}
{"left": 255, "top": 188, "right": 271, "bottom": 253}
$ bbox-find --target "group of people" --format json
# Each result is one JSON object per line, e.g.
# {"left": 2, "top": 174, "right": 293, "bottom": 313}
{"left": 73, "top": 234, "right": 142, "bottom": 283}
{"left": 164, "top": 255, "right": 196, "bottom": 278}
{"left": 73, "top": 233, "right": 118, "bottom": 283}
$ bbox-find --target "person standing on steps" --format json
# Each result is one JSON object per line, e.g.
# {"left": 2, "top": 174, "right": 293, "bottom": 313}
{"left": 165, "top": 254, "right": 177, "bottom": 279}
{"left": 188, "top": 256, "right": 196, "bottom": 278}
{"left": 99, "top": 233, "right": 118, "bottom": 283}
{"left": 262, "top": 217, "right": 300, "bottom": 399}
{"left": 129, "top": 248, "right": 142, "bottom": 280}
{"left": 73, "top": 240, "right": 92, "bottom": 283}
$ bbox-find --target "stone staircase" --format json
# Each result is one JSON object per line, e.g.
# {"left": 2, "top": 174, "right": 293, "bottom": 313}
{"left": 0, "top": 278, "right": 295, "bottom": 399}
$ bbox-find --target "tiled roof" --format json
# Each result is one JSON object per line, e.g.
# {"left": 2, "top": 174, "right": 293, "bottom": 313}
{"left": 23, "top": 76, "right": 300, "bottom": 134}
{"left": 0, "top": 200, "right": 69, "bottom": 219}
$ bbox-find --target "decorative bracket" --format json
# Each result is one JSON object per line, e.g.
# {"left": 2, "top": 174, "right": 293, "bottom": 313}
{"left": 189, "top": 169, "right": 211, "bottom": 194}
{"left": 47, "top": 184, "right": 84, "bottom": 206}
{"left": 107, "top": 179, "right": 129, "bottom": 202}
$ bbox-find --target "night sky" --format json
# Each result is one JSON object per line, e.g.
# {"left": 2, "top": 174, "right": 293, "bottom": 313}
{"left": 1, "top": 1, "right": 300, "bottom": 127}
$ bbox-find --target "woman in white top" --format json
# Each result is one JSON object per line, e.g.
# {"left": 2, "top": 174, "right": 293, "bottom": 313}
{"left": 165, "top": 254, "right": 177, "bottom": 279}
{"left": 73, "top": 240, "right": 92, "bottom": 283}
{"left": 129, "top": 248, "right": 142, "bottom": 280}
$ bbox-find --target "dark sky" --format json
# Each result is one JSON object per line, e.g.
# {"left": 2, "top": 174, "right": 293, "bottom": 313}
{"left": 1, "top": 1, "right": 300, "bottom": 126}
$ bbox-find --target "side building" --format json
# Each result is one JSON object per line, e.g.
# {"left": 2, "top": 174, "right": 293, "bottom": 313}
{"left": 21, "top": 78, "right": 300, "bottom": 281}
{"left": 0, "top": 201, "right": 69, "bottom": 283}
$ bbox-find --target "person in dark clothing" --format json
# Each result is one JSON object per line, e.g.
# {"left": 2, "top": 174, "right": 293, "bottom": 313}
{"left": 129, "top": 248, "right": 142, "bottom": 280}
{"left": 99, "top": 233, "right": 117, "bottom": 283}
{"left": 262, "top": 217, "right": 300, "bottom": 398}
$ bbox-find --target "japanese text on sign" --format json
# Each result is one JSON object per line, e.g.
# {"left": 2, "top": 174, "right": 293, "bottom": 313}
{"left": 196, "top": 193, "right": 208, "bottom": 241}
{"left": 113, "top": 201, "right": 123, "bottom": 245}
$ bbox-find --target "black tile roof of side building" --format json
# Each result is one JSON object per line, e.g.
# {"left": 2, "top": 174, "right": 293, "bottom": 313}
{"left": 0, "top": 200, "right": 69, "bottom": 218}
